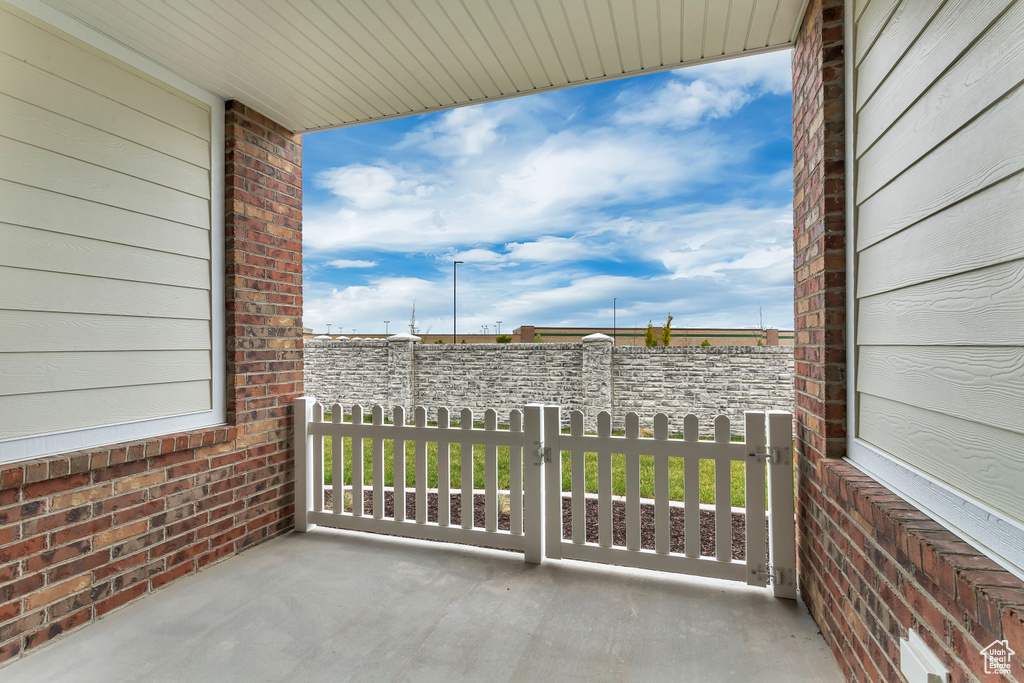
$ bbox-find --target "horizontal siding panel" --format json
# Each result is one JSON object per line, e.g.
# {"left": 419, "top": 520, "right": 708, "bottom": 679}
{"left": 0, "top": 93, "right": 209, "bottom": 198}
{"left": 0, "top": 137, "right": 210, "bottom": 229}
{"left": 857, "top": 260, "right": 1024, "bottom": 346}
{"left": 0, "top": 380, "right": 212, "bottom": 441}
{"left": 858, "top": 346, "right": 1024, "bottom": 435}
{"left": 0, "top": 312, "right": 211, "bottom": 353}
{"left": 853, "top": 0, "right": 899, "bottom": 64}
{"left": 0, "top": 224, "right": 210, "bottom": 290}
{"left": 0, "top": 267, "right": 210, "bottom": 320}
{"left": 858, "top": 393, "right": 1024, "bottom": 527}
{"left": 856, "top": 85, "right": 1024, "bottom": 245}
{"left": 0, "top": 52, "right": 209, "bottom": 167}
{"left": 856, "top": 0, "right": 1012, "bottom": 153}
{"left": 857, "top": 173, "right": 1024, "bottom": 295}
{"left": 0, "top": 181, "right": 210, "bottom": 258}
{"left": 0, "top": 6, "right": 210, "bottom": 139}
{"left": 0, "top": 350, "right": 212, "bottom": 397}
{"left": 854, "top": 0, "right": 942, "bottom": 110}
{"left": 857, "top": 5, "right": 1024, "bottom": 201}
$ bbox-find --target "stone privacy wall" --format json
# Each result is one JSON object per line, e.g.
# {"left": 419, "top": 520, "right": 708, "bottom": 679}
{"left": 303, "top": 335, "right": 793, "bottom": 435}
{"left": 0, "top": 102, "right": 302, "bottom": 667}
{"left": 613, "top": 346, "right": 794, "bottom": 431}
{"left": 790, "top": 2, "right": 1024, "bottom": 681}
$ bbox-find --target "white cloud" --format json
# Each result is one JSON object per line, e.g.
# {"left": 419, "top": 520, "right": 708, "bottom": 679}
{"left": 614, "top": 50, "right": 791, "bottom": 129}
{"left": 304, "top": 129, "right": 721, "bottom": 253}
{"left": 327, "top": 259, "right": 378, "bottom": 269}
{"left": 315, "top": 164, "right": 436, "bottom": 209}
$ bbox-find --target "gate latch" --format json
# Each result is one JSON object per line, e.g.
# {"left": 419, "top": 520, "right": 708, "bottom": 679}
{"left": 752, "top": 564, "right": 786, "bottom": 586}
{"left": 749, "top": 446, "right": 788, "bottom": 465}
{"left": 535, "top": 445, "right": 552, "bottom": 466}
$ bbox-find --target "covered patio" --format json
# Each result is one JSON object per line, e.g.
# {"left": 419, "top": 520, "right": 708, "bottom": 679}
{"left": 1, "top": 529, "right": 839, "bottom": 682}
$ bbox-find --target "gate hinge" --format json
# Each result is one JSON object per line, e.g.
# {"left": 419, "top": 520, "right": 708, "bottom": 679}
{"left": 749, "top": 446, "right": 789, "bottom": 465}
{"left": 534, "top": 445, "right": 552, "bottom": 466}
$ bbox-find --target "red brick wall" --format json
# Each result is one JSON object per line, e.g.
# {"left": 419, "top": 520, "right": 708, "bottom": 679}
{"left": 0, "top": 101, "right": 302, "bottom": 666}
{"left": 792, "top": 2, "right": 1024, "bottom": 681}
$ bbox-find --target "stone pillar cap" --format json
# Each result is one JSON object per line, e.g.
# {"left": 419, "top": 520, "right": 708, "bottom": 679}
{"left": 582, "top": 333, "right": 614, "bottom": 342}
{"left": 387, "top": 333, "right": 421, "bottom": 342}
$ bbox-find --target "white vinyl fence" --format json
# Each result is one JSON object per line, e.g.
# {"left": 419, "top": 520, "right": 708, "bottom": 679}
{"left": 295, "top": 398, "right": 796, "bottom": 598}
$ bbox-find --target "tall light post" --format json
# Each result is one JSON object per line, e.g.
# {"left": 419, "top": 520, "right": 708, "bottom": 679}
{"left": 613, "top": 298, "right": 617, "bottom": 346}
{"left": 496, "top": 320, "right": 502, "bottom": 336}
{"left": 384, "top": 320, "right": 390, "bottom": 335}
{"left": 326, "top": 323, "right": 332, "bottom": 335}
{"left": 453, "top": 260, "right": 463, "bottom": 344}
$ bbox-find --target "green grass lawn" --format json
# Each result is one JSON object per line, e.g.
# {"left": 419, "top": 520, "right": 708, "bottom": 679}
{"left": 320, "top": 432, "right": 752, "bottom": 507}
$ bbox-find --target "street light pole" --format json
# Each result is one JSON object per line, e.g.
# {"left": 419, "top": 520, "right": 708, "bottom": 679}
{"left": 384, "top": 320, "right": 390, "bottom": 335}
{"left": 453, "top": 261, "right": 463, "bottom": 344}
{"left": 613, "top": 298, "right": 617, "bottom": 346}
{"left": 496, "top": 320, "right": 502, "bottom": 336}
{"left": 326, "top": 323, "right": 331, "bottom": 335}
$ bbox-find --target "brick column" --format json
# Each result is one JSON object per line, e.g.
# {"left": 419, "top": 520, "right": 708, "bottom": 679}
{"left": 792, "top": 0, "right": 846, "bottom": 465}
{"left": 223, "top": 100, "right": 303, "bottom": 545}
{"left": 582, "top": 333, "right": 614, "bottom": 431}
{"left": 386, "top": 334, "right": 419, "bottom": 416}
{"left": 517, "top": 326, "right": 535, "bottom": 343}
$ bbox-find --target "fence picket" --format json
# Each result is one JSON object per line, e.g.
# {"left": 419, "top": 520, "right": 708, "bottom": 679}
{"left": 654, "top": 413, "right": 670, "bottom": 555}
{"left": 625, "top": 412, "right": 640, "bottom": 552}
{"left": 523, "top": 405, "right": 543, "bottom": 563}
{"left": 544, "top": 405, "right": 562, "bottom": 560}
{"left": 351, "top": 405, "right": 364, "bottom": 516}
{"left": 484, "top": 409, "right": 498, "bottom": 533}
{"left": 294, "top": 397, "right": 313, "bottom": 533}
{"left": 331, "top": 404, "right": 343, "bottom": 516}
{"left": 768, "top": 411, "right": 796, "bottom": 599}
{"left": 509, "top": 409, "right": 523, "bottom": 536}
{"left": 683, "top": 413, "right": 699, "bottom": 558}
{"left": 437, "top": 407, "right": 451, "bottom": 527}
{"left": 313, "top": 402, "right": 325, "bottom": 513}
{"left": 715, "top": 415, "right": 732, "bottom": 562}
{"left": 415, "top": 406, "right": 427, "bottom": 525}
{"left": 570, "top": 410, "right": 585, "bottom": 544}
{"left": 372, "top": 405, "right": 384, "bottom": 520}
{"left": 393, "top": 406, "right": 406, "bottom": 522}
{"left": 597, "top": 411, "right": 612, "bottom": 548}
{"left": 744, "top": 412, "right": 767, "bottom": 586}
{"left": 461, "top": 408, "right": 474, "bottom": 530}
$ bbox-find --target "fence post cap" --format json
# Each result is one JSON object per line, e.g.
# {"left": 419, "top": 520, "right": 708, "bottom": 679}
{"left": 582, "top": 333, "right": 613, "bottom": 343}
{"left": 386, "top": 333, "right": 421, "bottom": 343}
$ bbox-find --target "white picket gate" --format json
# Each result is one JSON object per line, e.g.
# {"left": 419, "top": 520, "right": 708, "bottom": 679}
{"left": 294, "top": 399, "right": 796, "bottom": 598}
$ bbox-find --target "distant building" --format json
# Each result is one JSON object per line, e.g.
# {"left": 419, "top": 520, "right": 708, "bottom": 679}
{"left": 513, "top": 325, "right": 791, "bottom": 346}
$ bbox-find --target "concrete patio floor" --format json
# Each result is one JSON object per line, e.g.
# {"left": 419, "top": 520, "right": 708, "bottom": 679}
{"left": 3, "top": 528, "right": 842, "bottom": 682}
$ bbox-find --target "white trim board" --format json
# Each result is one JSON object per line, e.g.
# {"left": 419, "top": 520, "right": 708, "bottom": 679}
{"left": 848, "top": 438, "right": 1024, "bottom": 582}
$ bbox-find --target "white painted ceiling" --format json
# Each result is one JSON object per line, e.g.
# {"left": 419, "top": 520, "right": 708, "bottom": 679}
{"left": 39, "top": 0, "right": 808, "bottom": 133}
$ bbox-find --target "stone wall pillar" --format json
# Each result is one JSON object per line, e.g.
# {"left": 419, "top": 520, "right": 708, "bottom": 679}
{"left": 582, "top": 333, "right": 614, "bottom": 431}
{"left": 386, "top": 334, "right": 419, "bottom": 417}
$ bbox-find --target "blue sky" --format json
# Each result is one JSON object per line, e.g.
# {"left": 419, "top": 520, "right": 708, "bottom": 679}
{"left": 302, "top": 50, "right": 794, "bottom": 337}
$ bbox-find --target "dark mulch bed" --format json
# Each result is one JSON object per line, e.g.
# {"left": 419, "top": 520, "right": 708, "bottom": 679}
{"left": 325, "top": 489, "right": 768, "bottom": 562}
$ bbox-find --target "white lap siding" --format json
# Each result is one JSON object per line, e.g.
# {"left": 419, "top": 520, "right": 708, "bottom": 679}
{"left": 850, "top": 0, "right": 1024, "bottom": 536}
{"left": 0, "top": 3, "right": 218, "bottom": 458}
